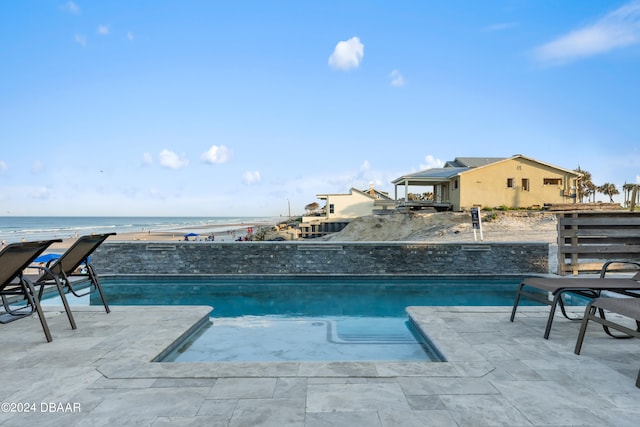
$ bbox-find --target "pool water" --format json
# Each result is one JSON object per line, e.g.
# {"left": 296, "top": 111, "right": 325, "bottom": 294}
{"left": 94, "top": 275, "right": 540, "bottom": 362}
{"left": 168, "top": 316, "right": 437, "bottom": 362}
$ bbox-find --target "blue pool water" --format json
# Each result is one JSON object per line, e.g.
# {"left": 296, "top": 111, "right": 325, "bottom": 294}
{"left": 93, "top": 275, "right": 540, "bottom": 362}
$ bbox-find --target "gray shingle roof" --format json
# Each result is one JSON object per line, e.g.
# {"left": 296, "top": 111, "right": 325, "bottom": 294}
{"left": 445, "top": 157, "right": 506, "bottom": 168}
{"left": 392, "top": 154, "right": 580, "bottom": 185}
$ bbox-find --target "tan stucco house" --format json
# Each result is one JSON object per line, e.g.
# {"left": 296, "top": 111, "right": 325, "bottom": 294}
{"left": 391, "top": 154, "right": 582, "bottom": 211}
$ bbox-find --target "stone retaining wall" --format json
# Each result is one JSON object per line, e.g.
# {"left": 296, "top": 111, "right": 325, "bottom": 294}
{"left": 91, "top": 241, "right": 548, "bottom": 275}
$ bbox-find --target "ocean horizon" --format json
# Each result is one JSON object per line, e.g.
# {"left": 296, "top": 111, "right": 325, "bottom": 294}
{"left": 0, "top": 216, "right": 280, "bottom": 245}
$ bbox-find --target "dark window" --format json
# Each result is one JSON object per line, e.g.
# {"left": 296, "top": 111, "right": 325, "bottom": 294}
{"left": 507, "top": 178, "right": 514, "bottom": 188}
{"left": 544, "top": 178, "right": 562, "bottom": 186}
{"left": 522, "top": 178, "right": 530, "bottom": 191}
{"left": 329, "top": 204, "right": 334, "bottom": 214}
{"left": 454, "top": 179, "right": 458, "bottom": 190}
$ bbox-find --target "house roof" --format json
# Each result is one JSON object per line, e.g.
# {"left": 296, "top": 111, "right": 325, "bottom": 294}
{"left": 316, "top": 187, "right": 393, "bottom": 200}
{"left": 458, "top": 154, "right": 582, "bottom": 178}
{"left": 392, "top": 154, "right": 581, "bottom": 185}
{"left": 444, "top": 157, "right": 506, "bottom": 168}
{"left": 391, "top": 167, "right": 469, "bottom": 185}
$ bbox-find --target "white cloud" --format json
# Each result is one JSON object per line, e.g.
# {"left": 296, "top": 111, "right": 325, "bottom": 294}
{"left": 158, "top": 149, "right": 189, "bottom": 169}
{"left": 0, "top": 160, "right": 7, "bottom": 174}
{"left": 127, "top": 32, "right": 135, "bottom": 41}
{"left": 201, "top": 145, "right": 232, "bottom": 164}
{"left": 29, "top": 186, "right": 51, "bottom": 200}
{"left": 389, "top": 69, "right": 405, "bottom": 87}
{"left": 328, "top": 36, "right": 364, "bottom": 71}
{"left": 142, "top": 152, "right": 153, "bottom": 165}
{"left": 74, "top": 34, "right": 87, "bottom": 47}
{"left": 31, "top": 161, "right": 44, "bottom": 174}
{"left": 242, "top": 170, "right": 261, "bottom": 185}
{"left": 321, "top": 160, "right": 389, "bottom": 194}
{"left": 419, "top": 155, "right": 444, "bottom": 170}
{"left": 534, "top": 1, "right": 640, "bottom": 64}
{"left": 98, "top": 25, "right": 110, "bottom": 36}
{"left": 61, "top": 1, "right": 80, "bottom": 15}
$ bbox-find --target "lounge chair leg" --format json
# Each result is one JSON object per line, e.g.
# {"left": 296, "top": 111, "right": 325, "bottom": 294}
{"left": 23, "top": 280, "right": 53, "bottom": 342}
{"left": 88, "top": 265, "right": 110, "bottom": 313}
{"left": 544, "top": 294, "right": 563, "bottom": 339}
{"left": 574, "top": 304, "right": 595, "bottom": 354}
{"left": 53, "top": 280, "right": 77, "bottom": 330}
{"left": 35, "top": 277, "right": 77, "bottom": 330}
{"left": 510, "top": 285, "right": 524, "bottom": 322}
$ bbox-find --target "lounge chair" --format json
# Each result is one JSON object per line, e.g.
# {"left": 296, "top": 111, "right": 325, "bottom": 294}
{"left": 574, "top": 297, "right": 640, "bottom": 388}
{"left": 0, "top": 239, "right": 71, "bottom": 342}
{"left": 32, "top": 233, "right": 115, "bottom": 313}
{"left": 511, "top": 261, "right": 640, "bottom": 339}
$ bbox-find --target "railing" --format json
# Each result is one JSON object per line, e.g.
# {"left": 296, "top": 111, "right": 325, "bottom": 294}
{"left": 557, "top": 211, "right": 640, "bottom": 275}
{"left": 298, "top": 220, "right": 350, "bottom": 239}
{"left": 395, "top": 200, "right": 453, "bottom": 212}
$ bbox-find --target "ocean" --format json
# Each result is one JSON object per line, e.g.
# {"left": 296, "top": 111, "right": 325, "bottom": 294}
{"left": 0, "top": 216, "right": 278, "bottom": 245}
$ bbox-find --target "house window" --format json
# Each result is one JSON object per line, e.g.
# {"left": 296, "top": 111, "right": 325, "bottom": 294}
{"left": 453, "top": 179, "right": 458, "bottom": 190}
{"left": 544, "top": 178, "right": 562, "bottom": 186}
{"left": 522, "top": 178, "right": 530, "bottom": 191}
{"left": 506, "top": 178, "right": 514, "bottom": 188}
{"left": 329, "top": 204, "right": 334, "bottom": 214}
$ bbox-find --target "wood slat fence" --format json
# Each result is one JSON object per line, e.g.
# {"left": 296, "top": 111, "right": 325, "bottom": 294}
{"left": 557, "top": 211, "right": 640, "bottom": 275}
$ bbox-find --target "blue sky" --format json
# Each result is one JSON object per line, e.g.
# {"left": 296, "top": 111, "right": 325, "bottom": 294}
{"left": 1, "top": 1, "right": 639, "bottom": 216}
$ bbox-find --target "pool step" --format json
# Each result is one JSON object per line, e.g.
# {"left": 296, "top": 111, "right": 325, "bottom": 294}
{"left": 329, "top": 319, "right": 416, "bottom": 344}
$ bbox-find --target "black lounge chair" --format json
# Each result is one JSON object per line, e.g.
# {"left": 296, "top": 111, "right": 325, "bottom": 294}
{"left": 574, "top": 297, "right": 640, "bottom": 388}
{"left": 31, "top": 233, "right": 115, "bottom": 313}
{"left": 0, "top": 239, "right": 70, "bottom": 342}
{"left": 511, "top": 261, "right": 640, "bottom": 339}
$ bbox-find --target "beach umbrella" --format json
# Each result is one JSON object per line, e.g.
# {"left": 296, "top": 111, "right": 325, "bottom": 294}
{"left": 184, "top": 232, "right": 199, "bottom": 237}
{"left": 33, "top": 253, "right": 91, "bottom": 264}
{"left": 34, "top": 253, "right": 61, "bottom": 263}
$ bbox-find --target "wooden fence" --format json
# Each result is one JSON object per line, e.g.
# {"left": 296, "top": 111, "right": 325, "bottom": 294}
{"left": 557, "top": 211, "right": 640, "bottom": 275}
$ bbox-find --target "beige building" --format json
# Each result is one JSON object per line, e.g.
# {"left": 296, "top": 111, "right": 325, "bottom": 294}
{"left": 391, "top": 155, "right": 582, "bottom": 211}
{"left": 304, "top": 186, "right": 394, "bottom": 222}
{"left": 299, "top": 186, "right": 394, "bottom": 238}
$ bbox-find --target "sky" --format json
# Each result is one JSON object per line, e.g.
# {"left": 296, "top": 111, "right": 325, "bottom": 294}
{"left": 1, "top": 1, "right": 639, "bottom": 217}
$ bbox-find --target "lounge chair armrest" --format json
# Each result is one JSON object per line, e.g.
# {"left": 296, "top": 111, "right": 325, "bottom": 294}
{"left": 600, "top": 261, "right": 640, "bottom": 278}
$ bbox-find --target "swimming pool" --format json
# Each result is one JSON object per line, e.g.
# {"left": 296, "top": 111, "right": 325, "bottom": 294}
{"left": 90, "top": 275, "right": 545, "bottom": 363}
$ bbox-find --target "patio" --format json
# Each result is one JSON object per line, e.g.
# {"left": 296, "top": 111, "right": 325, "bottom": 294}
{"left": 0, "top": 304, "right": 638, "bottom": 426}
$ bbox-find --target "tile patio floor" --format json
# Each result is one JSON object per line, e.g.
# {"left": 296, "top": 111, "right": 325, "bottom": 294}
{"left": 0, "top": 304, "right": 638, "bottom": 426}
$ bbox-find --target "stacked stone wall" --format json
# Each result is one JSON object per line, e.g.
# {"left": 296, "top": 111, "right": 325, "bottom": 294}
{"left": 91, "top": 241, "right": 548, "bottom": 275}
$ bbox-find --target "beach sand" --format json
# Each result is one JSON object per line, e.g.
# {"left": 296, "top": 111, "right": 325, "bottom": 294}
{"left": 49, "top": 220, "right": 280, "bottom": 250}
{"left": 47, "top": 211, "right": 557, "bottom": 250}
{"left": 319, "top": 211, "right": 558, "bottom": 243}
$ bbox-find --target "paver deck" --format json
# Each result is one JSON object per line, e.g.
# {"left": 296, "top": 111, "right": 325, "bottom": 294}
{"left": 0, "top": 304, "right": 638, "bottom": 426}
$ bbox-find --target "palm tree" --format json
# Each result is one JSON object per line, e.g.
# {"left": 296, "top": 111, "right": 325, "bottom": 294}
{"left": 574, "top": 166, "right": 596, "bottom": 203}
{"left": 624, "top": 183, "right": 639, "bottom": 210}
{"left": 596, "top": 183, "right": 619, "bottom": 203}
{"left": 304, "top": 202, "right": 320, "bottom": 215}
{"left": 622, "top": 183, "right": 638, "bottom": 207}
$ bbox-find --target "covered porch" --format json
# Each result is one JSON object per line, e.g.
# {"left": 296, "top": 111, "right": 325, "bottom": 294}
{"left": 391, "top": 168, "right": 465, "bottom": 212}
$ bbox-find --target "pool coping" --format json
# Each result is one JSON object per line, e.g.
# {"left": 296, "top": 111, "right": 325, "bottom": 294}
{"left": 89, "top": 305, "right": 558, "bottom": 380}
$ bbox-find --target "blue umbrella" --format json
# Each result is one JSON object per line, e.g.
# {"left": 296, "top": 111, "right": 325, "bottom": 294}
{"left": 184, "top": 232, "right": 199, "bottom": 237}
{"left": 34, "top": 253, "right": 60, "bottom": 263}
{"left": 33, "top": 253, "right": 90, "bottom": 264}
